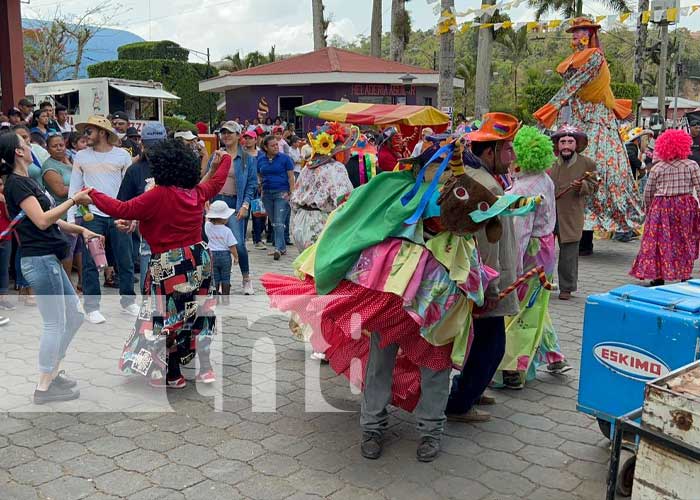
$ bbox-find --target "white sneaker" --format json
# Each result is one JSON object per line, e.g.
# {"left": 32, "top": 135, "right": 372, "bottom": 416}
{"left": 86, "top": 310, "right": 106, "bottom": 324}
{"left": 243, "top": 279, "right": 255, "bottom": 295}
{"left": 121, "top": 303, "right": 140, "bottom": 316}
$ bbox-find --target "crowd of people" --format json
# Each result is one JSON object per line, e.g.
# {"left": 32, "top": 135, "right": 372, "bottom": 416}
{"left": 2, "top": 17, "right": 700, "bottom": 469}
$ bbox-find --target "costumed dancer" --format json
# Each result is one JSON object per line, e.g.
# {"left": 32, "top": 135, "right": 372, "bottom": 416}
{"left": 345, "top": 134, "right": 379, "bottom": 188}
{"left": 376, "top": 127, "right": 409, "bottom": 172}
{"left": 494, "top": 126, "right": 570, "bottom": 390}
{"left": 445, "top": 113, "right": 521, "bottom": 423}
{"left": 550, "top": 125, "right": 598, "bottom": 300}
{"left": 73, "top": 142, "right": 231, "bottom": 387}
{"left": 630, "top": 129, "right": 700, "bottom": 286}
{"left": 261, "top": 137, "right": 539, "bottom": 462}
{"left": 533, "top": 17, "right": 643, "bottom": 255}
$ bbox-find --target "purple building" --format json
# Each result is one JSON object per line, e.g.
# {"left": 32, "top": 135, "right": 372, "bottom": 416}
{"left": 200, "top": 47, "right": 462, "bottom": 132}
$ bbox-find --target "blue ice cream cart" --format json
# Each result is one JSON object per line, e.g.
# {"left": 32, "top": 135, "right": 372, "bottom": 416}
{"left": 578, "top": 280, "right": 700, "bottom": 438}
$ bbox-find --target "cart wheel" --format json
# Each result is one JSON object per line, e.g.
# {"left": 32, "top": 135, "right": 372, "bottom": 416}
{"left": 616, "top": 455, "right": 636, "bottom": 497}
{"left": 597, "top": 417, "right": 612, "bottom": 438}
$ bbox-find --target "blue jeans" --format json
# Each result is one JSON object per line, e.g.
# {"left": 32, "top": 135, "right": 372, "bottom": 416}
{"left": 15, "top": 248, "right": 28, "bottom": 289}
{"left": 262, "top": 191, "right": 290, "bottom": 253}
{"left": 445, "top": 316, "right": 506, "bottom": 414}
{"left": 82, "top": 214, "right": 135, "bottom": 311}
{"left": 21, "top": 254, "right": 84, "bottom": 373}
{"left": 211, "top": 250, "right": 232, "bottom": 286}
{"left": 0, "top": 241, "right": 11, "bottom": 294}
{"left": 213, "top": 194, "right": 250, "bottom": 276}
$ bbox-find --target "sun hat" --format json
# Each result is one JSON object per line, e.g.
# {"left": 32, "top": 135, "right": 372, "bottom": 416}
{"left": 220, "top": 121, "right": 242, "bottom": 134}
{"left": 551, "top": 124, "right": 588, "bottom": 153}
{"left": 174, "top": 130, "right": 197, "bottom": 141}
{"left": 307, "top": 122, "right": 360, "bottom": 168}
{"left": 468, "top": 112, "right": 520, "bottom": 142}
{"left": 140, "top": 122, "right": 167, "bottom": 147}
{"left": 75, "top": 115, "right": 120, "bottom": 145}
{"left": 622, "top": 126, "right": 653, "bottom": 144}
{"left": 566, "top": 17, "right": 601, "bottom": 33}
{"left": 206, "top": 200, "right": 235, "bottom": 220}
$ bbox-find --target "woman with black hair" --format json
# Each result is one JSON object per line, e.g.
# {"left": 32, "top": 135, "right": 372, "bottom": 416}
{"left": 30, "top": 109, "right": 50, "bottom": 141}
{"left": 0, "top": 132, "right": 100, "bottom": 404}
{"left": 73, "top": 139, "right": 232, "bottom": 388}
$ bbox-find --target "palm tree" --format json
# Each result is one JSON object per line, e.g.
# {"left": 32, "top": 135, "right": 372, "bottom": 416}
{"left": 438, "top": 0, "right": 455, "bottom": 109}
{"left": 390, "top": 0, "right": 411, "bottom": 61}
{"left": 312, "top": 0, "right": 327, "bottom": 50}
{"left": 497, "top": 27, "right": 531, "bottom": 105}
{"left": 219, "top": 52, "right": 243, "bottom": 72}
{"left": 456, "top": 56, "right": 476, "bottom": 116}
{"left": 371, "top": 0, "right": 382, "bottom": 57}
{"left": 528, "top": 0, "right": 630, "bottom": 18}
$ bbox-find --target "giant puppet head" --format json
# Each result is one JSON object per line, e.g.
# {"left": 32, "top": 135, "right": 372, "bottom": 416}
{"left": 567, "top": 17, "right": 601, "bottom": 51}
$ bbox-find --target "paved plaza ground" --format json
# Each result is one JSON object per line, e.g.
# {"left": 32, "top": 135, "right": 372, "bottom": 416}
{"left": 0, "top": 238, "right": 642, "bottom": 499}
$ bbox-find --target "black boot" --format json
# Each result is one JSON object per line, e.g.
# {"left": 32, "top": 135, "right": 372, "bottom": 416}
{"left": 360, "top": 432, "right": 383, "bottom": 459}
{"left": 416, "top": 436, "right": 441, "bottom": 462}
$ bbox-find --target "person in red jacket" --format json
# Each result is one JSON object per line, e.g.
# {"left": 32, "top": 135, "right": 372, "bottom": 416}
{"left": 73, "top": 140, "right": 232, "bottom": 389}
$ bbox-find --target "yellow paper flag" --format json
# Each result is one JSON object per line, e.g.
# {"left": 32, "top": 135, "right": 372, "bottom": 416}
{"left": 667, "top": 7, "right": 678, "bottom": 22}
{"left": 526, "top": 21, "right": 539, "bottom": 31}
{"left": 595, "top": 15, "right": 606, "bottom": 23}
{"left": 502, "top": 21, "right": 512, "bottom": 29}
{"left": 692, "top": 5, "right": 700, "bottom": 14}
{"left": 460, "top": 22, "right": 473, "bottom": 33}
{"left": 548, "top": 20, "right": 562, "bottom": 29}
{"left": 641, "top": 10, "right": 651, "bottom": 24}
{"left": 619, "top": 12, "right": 630, "bottom": 23}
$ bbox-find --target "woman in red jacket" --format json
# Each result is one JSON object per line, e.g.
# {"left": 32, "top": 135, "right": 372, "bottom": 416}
{"left": 74, "top": 140, "right": 232, "bottom": 388}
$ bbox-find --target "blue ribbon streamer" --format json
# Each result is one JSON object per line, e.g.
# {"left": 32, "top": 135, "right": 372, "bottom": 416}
{"left": 400, "top": 143, "right": 455, "bottom": 225}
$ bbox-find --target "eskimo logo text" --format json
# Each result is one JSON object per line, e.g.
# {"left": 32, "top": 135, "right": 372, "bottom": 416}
{"left": 593, "top": 342, "right": 670, "bottom": 381}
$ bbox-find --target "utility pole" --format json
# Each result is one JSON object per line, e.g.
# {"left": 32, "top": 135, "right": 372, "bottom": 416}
{"left": 634, "top": 0, "right": 650, "bottom": 88}
{"left": 658, "top": 20, "right": 669, "bottom": 124}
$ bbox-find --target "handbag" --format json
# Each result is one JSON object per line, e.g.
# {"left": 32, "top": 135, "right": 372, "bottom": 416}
{"left": 251, "top": 198, "right": 266, "bottom": 218}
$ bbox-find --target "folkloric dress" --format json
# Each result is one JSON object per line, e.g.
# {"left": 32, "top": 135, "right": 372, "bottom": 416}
{"left": 290, "top": 160, "right": 353, "bottom": 251}
{"left": 534, "top": 48, "right": 644, "bottom": 234}
{"left": 495, "top": 172, "right": 565, "bottom": 384}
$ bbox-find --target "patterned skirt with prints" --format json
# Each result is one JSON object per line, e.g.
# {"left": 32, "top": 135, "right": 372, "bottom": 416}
{"left": 119, "top": 242, "right": 217, "bottom": 380}
{"left": 630, "top": 194, "right": 700, "bottom": 281}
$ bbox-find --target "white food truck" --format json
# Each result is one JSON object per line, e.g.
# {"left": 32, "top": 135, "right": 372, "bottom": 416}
{"left": 25, "top": 78, "right": 180, "bottom": 130}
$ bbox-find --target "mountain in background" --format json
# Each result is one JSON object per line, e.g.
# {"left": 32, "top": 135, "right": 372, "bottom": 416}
{"left": 22, "top": 18, "right": 144, "bottom": 80}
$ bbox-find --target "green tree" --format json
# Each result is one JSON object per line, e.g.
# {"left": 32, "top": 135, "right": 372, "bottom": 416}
{"left": 496, "top": 27, "right": 531, "bottom": 105}
{"left": 528, "top": 0, "right": 630, "bottom": 18}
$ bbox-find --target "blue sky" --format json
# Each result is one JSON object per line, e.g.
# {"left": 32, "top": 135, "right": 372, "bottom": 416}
{"left": 22, "top": 0, "right": 700, "bottom": 61}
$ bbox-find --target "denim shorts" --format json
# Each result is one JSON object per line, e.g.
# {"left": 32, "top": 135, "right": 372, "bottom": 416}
{"left": 211, "top": 250, "right": 232, "bottom": 285}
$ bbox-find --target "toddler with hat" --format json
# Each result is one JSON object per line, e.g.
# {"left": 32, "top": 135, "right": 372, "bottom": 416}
{"left": 205, "top": 200, "right": 239, "bottom": 304}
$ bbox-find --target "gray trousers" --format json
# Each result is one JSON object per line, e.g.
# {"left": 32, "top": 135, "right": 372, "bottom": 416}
{"left": 558, "top": 241, "right": 579, "bottom": 293}
{"left": 360, "top": 332, "right": 450, "bottom": 439}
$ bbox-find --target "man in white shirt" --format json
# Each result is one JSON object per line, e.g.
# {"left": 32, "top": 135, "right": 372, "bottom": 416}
{"left": 68, "top": 116, "right": 136, "bottom": 324}
{"left": 411, "top": 128, "right": 434, "bottom": 157}
{"left": 55, "top": 104, "right": 74, "bottom": 134}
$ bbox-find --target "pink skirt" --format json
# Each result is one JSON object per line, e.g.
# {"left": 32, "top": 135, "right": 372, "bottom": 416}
{"left": 630, "top": 194, "right": 700, "bottom": 281}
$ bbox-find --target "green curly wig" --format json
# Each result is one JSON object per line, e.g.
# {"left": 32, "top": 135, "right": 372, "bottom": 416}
{"left": 513, "top": 125, "right": 555, "bottom": 173}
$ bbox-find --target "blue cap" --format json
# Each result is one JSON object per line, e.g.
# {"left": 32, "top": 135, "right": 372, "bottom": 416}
{"left": 141, "top": 121, "right": 167, "bottom": 146}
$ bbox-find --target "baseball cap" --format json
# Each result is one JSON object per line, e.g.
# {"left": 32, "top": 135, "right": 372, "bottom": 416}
{"left": 7, "top": 107, "right": 22, "bottom": 117}
{"left": 174, "top": 130, "right": 197, "bottom": 141}
{"left": 690, "top": 119, "right": 700, "bottom": 127}
{"left": 220, "top": 121, "right": 242, "bottom": 134}
{"left": 126, "top": 126, "right": 140, "bottom": 137}
{"left": 272, "top": 125, "right": 284, "bottom": 133}
{"left": 140, "top": 122, "right": 167, "bottom": 146}
{"left": 18, "top": 98, "right": 35, "bottom": 108}
{"left": 112, "top": 111, "right": 129, "bottom": 122}
{"left": 242, "top": 130, "right": 257, "bottom": 139}
{"left": 0, "top": 122, "right": 11, "bottom": 129}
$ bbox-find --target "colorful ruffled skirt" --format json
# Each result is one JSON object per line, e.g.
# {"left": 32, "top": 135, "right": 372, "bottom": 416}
{"left": 630, "top": 194, "right": 700, "bottom": 281}
{"left": 119, "top": 242, "right": 217, "bottom": 380}
{"left": 262, "top": 234, "right": 494, "bottom": 411}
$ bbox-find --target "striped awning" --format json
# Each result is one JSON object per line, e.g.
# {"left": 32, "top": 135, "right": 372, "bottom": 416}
{"left": 295, "top": 100, "right": 450, "bottom": 126}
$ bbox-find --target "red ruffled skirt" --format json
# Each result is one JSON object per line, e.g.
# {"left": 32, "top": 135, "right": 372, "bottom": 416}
{"left": 260, "top": 273, "right": 453, "bottom": 411}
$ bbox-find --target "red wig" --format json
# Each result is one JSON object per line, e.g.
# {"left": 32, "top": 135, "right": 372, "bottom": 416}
{"left": 654, "top": 129, "right": 692, "bottom": 162}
